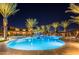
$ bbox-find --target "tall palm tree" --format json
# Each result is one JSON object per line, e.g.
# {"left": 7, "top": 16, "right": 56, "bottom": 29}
{"left": 33, "top": 26, "right": 41, "bottom": 35}
{"left": 61, "top": 21, "right": 70, "bottom": 36}
{"left": 40, "top": 25, "right": 46, "bottom": 34}
{"left": 66, "top": 3, "right": 79, "bottom": 37}
{"left": 70, "top": 16, "right": 79, "bottom": 37}
{"left": 61, "top": 20, "right": 69, "bottom": 32}
{"left": 65, "top": 3, "right": 79, "bottom": 24}
{"left": 0, "top": 3, "right": 19, "bottom": 40}
{"left": 46, "top": 24, "right": 51, "bottom": 35}
{"left": 25, "top": 18, "right": 38, "bottom": 34}
{"left": 51, "top": 22, "right": 59, "bottom": 33}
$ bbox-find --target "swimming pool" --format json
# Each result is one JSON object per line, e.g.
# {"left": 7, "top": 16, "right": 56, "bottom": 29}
{"left": 7, "top": 35, "right": 65, "bottom": 50}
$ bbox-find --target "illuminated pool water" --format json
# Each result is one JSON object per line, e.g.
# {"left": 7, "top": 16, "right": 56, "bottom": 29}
{"left": 7, "top": 35, "right": 65, "bottom": 50}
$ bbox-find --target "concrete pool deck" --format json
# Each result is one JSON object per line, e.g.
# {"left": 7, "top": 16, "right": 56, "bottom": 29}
{"left": 0, "top": 41, "right": 79, "bottom": 55}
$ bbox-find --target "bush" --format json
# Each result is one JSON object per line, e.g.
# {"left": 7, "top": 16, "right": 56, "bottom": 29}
{"left": 0, "top": 39, "right": 6, "bottom": 42}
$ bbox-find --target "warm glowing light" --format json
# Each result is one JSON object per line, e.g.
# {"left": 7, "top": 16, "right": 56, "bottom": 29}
{"left": 8, "top": 32, "right": 10, "bottom": 35}
{"left": 22, "top": 29, "right": 26, "bottom": 31}
{"left": 15, "top": 28, "right": 20, "bottom": 31}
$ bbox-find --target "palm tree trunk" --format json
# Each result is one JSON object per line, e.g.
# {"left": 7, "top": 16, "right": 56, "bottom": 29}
{"left": 64, "top": 28, "right": 66, "bottom": 37}
{"left": 54, "top": 28, "right": 57, "bottom": 35}
{"left": 3, "top": 17, "right": 8, "bottom": 40}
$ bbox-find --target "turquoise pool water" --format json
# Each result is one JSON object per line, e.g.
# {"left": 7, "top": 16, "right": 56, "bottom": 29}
{"left": 7, "top": 35, "right": 65, "bottom": 50}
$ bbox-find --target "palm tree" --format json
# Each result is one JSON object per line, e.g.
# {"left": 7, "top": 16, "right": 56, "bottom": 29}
{"left": 66, "top": 3, "right": 79, "bottom": 37}
{"left": 40, "top": 25, "right": 46, "bottom": 34}
{"left": 0, "top": 3, "right": 19, "bottom": 40}
{"left": 46, "top": 24, "right": 51, "bottom": 35}
{"left": 70, "top": 16, "right": 79, "bottom": 37}
{"left": 65, "top": 3, "right": 79, "bottom": 24}
{"left": 51, "top": 22, "right": 59, "bottom": 33}
{"left": 25, "top": 18, "right": 38, "bottom": 35}
{"left": 61, "top": 20, "right": 70, "bottom": 36}
{"left": 61, "top": 20, "right": 69, "bottom": 32}
{"left": 33, "top": 26, "right": 41, "bottom": 35}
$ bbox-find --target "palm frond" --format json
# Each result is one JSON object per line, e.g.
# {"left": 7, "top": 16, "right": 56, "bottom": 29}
{"left": 61, "top": 20, "right": 69, "bottom": 29}
{"left": 51, "top": 22, "right": 59, "bottom": 29}
{"left": 26, "top": 18, "right": 38, "bottom": 28}
{"left": 0, "top": 3, "right": 19, "bottom": 17}
{"left": 70, "top": 16, "right": 79, "bottom": 24}
{"left": 65, "top": 3, "right": 79, "bottom": 14}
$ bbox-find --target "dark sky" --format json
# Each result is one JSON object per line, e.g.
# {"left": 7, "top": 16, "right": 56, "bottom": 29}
{"left": 0, "top": 3, "right": 78, "bottom": 30}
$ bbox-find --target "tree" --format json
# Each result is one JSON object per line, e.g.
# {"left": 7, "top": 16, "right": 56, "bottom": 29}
{"left": 46, "top": 24, "right": 51, "bottom": 35}
{"left": 66, "top": 3, "right": 79, "bottom": 37}
{"left": 51, "top": 22, "right": 59, "bottom": 33}
{"left": 61, "top": 20, "right": 70, "bottom": 37}
{"left": 0, "top": 3, "right": 19, "bottom": 40}
{"left": 33, "top": 26, "right": 41, "bottom": 35}
{"left": 25, "top": 18, "right": 38, "bottom": 35}
{"left": 65, "top": 3, "right": 79, "bottom": 24}
{"left": 40, "top": 25, "right": 46, "bottom": 34}
{"left": 61, "top": 20, "right": 69, "bottom": 32}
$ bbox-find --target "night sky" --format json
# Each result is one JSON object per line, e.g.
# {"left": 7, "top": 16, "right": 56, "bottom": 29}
{"left": 0, "top": 3, "right": 78, "bottom": 30}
